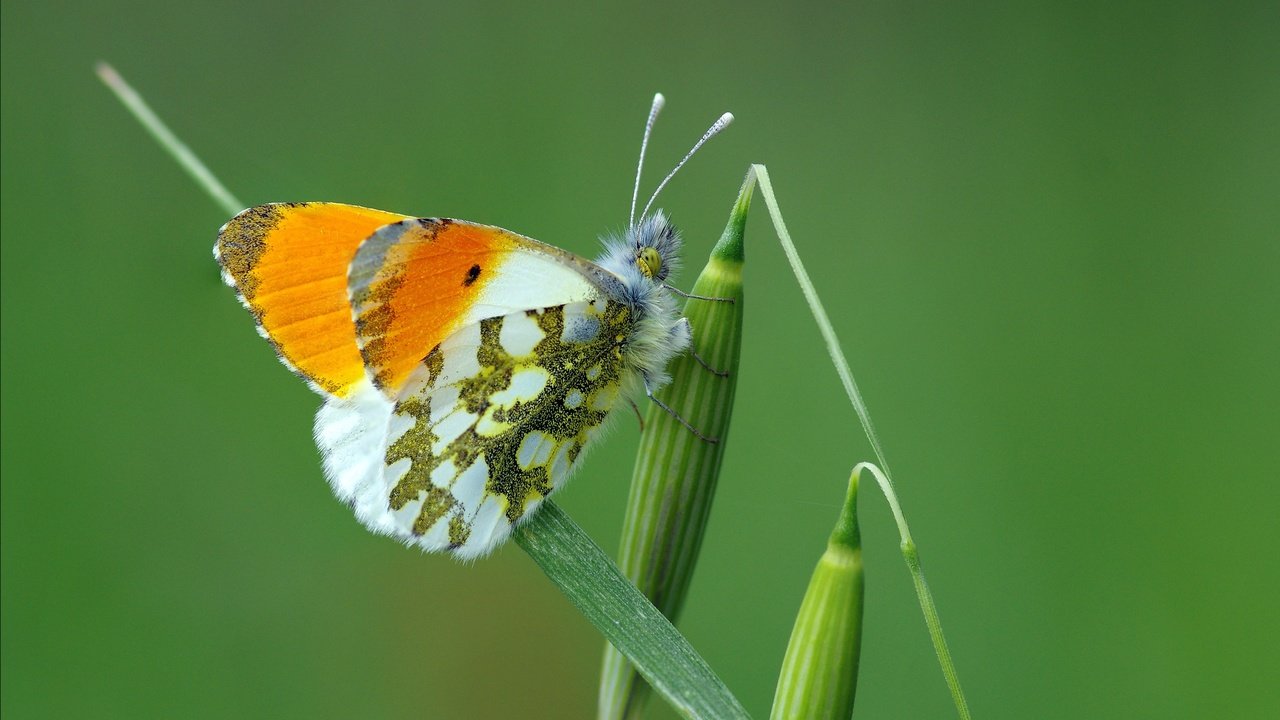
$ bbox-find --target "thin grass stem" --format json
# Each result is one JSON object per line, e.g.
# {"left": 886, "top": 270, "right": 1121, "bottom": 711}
{"left": 853, "top": 462, "right": 969, "bottom": 720}
{"left": 752, "top": 164, "right": 971, "bottom": 719}
{"left": 95, "top": 62, "right": 243, "bottom": 215}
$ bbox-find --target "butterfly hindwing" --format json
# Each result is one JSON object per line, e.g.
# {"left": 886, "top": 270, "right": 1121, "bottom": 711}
{"left": 317, "top": 297, "right": 634, "bottom": 558}
{"left": 215, "top": 202, "right": 409, "bottom": 397}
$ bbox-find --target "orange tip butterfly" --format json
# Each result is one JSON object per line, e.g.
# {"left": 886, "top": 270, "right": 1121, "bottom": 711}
{"left": 216, "top": 94, "right": 732, "bottom": 559}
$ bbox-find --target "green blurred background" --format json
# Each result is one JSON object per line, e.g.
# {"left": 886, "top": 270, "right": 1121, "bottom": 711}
{"left": 3, "top": 1, "right": 1277, "bottom": 717}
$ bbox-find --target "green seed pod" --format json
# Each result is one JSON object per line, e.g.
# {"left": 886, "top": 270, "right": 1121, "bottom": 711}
{"left": 598, "top": 171, "right": 754, "bottom": 719}
{"left": 770, "top": 470, "right": 865, "bottom": 720}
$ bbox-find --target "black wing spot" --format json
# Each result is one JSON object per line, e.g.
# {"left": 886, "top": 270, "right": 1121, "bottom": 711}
{"left": 463, "top": 264, "right": 482, "bottom": 286}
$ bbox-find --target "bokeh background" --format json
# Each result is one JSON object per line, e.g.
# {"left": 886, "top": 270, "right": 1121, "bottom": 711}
{"left": 3, "top": 1, "right": 1277, "bottom": 718}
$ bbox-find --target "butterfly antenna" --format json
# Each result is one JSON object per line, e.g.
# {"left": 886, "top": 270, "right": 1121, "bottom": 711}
{"left": 630, "top": 93, "right": 666, "bottom": 228}
{"left": 639, "top": 111, "right": 734, "bottom": 223}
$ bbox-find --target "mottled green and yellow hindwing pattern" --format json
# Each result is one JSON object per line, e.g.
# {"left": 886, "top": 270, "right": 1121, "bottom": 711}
{"left": 381, "top": 297, "right": 632, "bottom": 556}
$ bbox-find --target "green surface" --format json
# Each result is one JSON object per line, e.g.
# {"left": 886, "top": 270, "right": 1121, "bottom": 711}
{"left": 3, "top": 1, "right": 1277, "bottom": 718}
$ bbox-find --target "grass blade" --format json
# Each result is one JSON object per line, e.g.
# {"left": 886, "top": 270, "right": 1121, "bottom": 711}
{"left": 752, "top": 165, "right": 971, "bottom": 719}
{"left": 853, "top": 462, "right": 968, "bottom": 720}
{"left": 95, "top": 62, "right": 243, "bottom": 216}
{"left": 515, "top": 503, "right": 749, "bottom": 720}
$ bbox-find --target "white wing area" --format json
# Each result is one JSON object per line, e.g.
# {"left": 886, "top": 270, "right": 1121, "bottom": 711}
{"left": 315, "top": 299, "right": 628, "bottom": 559}
{"left": 314, "top": 376, "right": 398, "bottom": 532}
{"left": 470, "top": 242, "right": 608, "bottom": 317}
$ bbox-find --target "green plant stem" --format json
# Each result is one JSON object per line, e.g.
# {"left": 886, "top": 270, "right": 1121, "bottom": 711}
{"left": 751, "top": 165, "right": 889, "bottom": 479}
{"left": 853, "top": 462, "right": 968, "bottom": 719}
{"left": 95, "top": 62, "right": 243, "bottom": 215}
{"left": 771, "top": 469, "right": 865, "bottom": 720}
{"left": 600, "top": 170, "right": 752, "bottom": 719}
{"left": 752, "top": 165, "right": 971, "bottom": 719}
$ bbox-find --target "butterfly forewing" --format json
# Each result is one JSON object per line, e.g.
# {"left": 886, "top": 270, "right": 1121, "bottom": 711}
{"left": 348, "top": 217, "right": 619, "bottom": 395}
{"left": 215, "top": 203, "right": 410, "bottom": 397}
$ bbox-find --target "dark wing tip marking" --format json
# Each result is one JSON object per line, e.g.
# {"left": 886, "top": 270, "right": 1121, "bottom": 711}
{"left": 216, "top": 204, "right": 293, "bottom": 300}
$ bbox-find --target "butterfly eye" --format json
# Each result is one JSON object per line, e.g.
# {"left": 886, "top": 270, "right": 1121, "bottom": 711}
{"left": 637, "top": 247, "right": 663, "bottom": 279}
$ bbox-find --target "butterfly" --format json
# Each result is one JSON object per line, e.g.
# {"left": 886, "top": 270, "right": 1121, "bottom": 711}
{"left": 215, "top": 94, "right": 733, "bottom": 559}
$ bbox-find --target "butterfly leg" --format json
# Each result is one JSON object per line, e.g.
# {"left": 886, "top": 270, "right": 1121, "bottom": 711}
{"left": 664, "top": 283, "right": 735, "bottom": 303}
{"left": 642, "top": 370, "right": 719, "bottom": 444}
{"left": 673, "top": 317, "right": 730, "bottom": 378}
{"left": 626, "top": 397, "right": 647, "bottom": 432}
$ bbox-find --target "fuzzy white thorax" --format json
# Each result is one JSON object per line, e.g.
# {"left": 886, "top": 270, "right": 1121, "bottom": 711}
{"left": 595, "top": 210, "right": 691, "bottom": 394}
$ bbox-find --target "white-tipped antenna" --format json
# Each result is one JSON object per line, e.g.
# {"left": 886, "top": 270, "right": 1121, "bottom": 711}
{"left": 638, "top": 111, "right": 734, "bottom": 223}
{"left": 630, "top": 93, "right": 666, "bottom": 228}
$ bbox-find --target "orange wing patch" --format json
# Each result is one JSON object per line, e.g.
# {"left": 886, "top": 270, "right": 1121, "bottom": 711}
{"left": 217, "top": 202, "right": 408, "bottom": 396}
{"left": 349, "top": 219, "right": 516, "bottom": 392}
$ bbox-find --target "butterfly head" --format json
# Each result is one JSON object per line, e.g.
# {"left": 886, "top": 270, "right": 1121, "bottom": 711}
{"left": 617, "top": 94, "right": 732, "bottom": 285}
{"left": 630, "top": 210, "right": 681, "bottom": 283}
{"left": 596, "top": 209, "right": 681, "bottom": 291}
{"left": 600, "top": 95, "right": 730, "bottom": 307}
